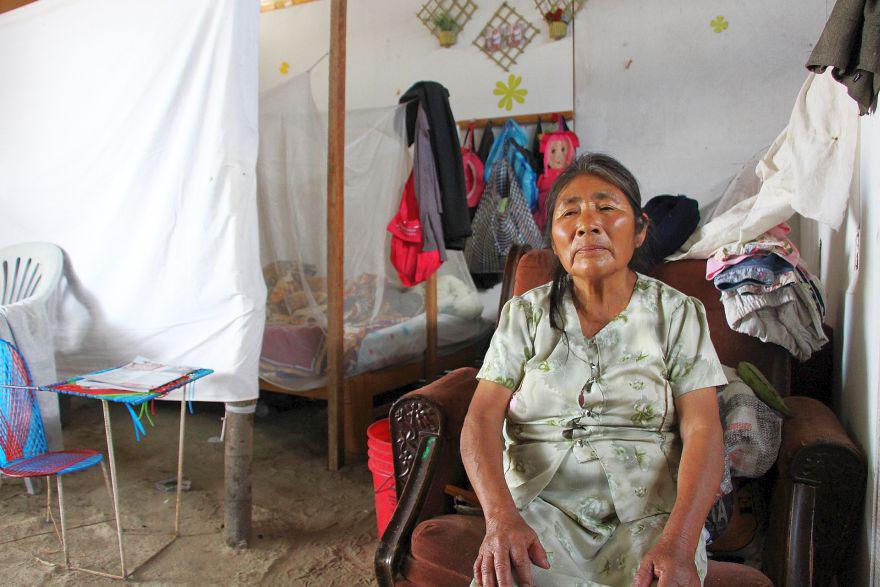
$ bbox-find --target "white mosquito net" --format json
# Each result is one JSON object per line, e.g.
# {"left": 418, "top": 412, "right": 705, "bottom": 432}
{"left": 257, "top": 74, "right": 488, "bottom": 391}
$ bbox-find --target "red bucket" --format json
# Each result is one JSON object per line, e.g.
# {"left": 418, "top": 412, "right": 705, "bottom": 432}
{"left": 367, "top": 418, "right": 396, "bottom": 537}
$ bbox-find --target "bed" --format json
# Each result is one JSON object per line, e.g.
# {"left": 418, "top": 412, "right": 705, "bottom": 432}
{"left": 258, "top": 254, "right": 492, "bottom": 454}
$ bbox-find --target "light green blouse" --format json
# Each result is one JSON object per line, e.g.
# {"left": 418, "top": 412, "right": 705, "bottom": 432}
{"left": 477, "top": 274, "right": 727, "bottom": 524}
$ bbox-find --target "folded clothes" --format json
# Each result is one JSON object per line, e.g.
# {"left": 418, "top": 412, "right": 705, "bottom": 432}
{"left": 721, "top": 280, "right": 828, "bottom": 361}
{"left": 729, "top": 274, "right": 800, "bottom": 295}
{"left": 795, "top": 265, "right": 826, "bottom": 318}
{"left": 707, "top": 224, "right": 800, "bottom": 280}
{"left": 713, "top": 254, "right": 795, "bottom": 291}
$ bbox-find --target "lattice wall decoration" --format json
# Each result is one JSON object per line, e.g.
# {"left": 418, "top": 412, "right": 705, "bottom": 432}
{"left": 417, "top": 0, "right": 478, "bottom": 43}
{"left": 532, "top": 0, "right": 587, "bottom": 20}
{"left": 473, "top": 2, "right": 540, "bottom": 72}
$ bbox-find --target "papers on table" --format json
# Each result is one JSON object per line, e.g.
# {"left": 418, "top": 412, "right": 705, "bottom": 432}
{"left": 75, "top": 357, "right": 195, "bottom": 393}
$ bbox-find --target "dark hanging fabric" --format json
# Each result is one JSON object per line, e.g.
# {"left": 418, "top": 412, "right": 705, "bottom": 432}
{"left": 477, "top": 121, "right": 495, "bottom": 163}
{"left": 639, "top": 194, "right": 700, "bottom": 272}
{"left": 806, "top": 0, "right": 880, "bottom": 115}
{"left": 530, "top": 118, "right": 544, "bottom": 174}
{"left": 400, "top": 81, "right": 471, "bottom": 250}
{"left": 557, "top": 114, "right": 570, "bottom": 131}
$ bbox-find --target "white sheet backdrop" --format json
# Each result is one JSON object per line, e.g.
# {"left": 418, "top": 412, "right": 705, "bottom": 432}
{"left": 0, "top": 0, "right": 265, "bottom": 402}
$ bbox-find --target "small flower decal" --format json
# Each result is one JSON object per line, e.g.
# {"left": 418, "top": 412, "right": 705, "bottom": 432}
{"left": 279, "top": 61, "right": 290, "bottom": 75}
{"left": 710, "top": 15, "right": 728, "bottom": 33}
{"left": 493, "top": 74, "right": 528, "bottom": 111}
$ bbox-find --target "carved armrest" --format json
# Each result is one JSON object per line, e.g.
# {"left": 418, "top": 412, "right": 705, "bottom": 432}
{"left": 374, "top": 368, "right": 479, "bottom": 587}
{"left": 376, "top": 431, "right": 441, "bottom": 587}
{"left": 763, "top": 396, "right": 866, "bottom": 586}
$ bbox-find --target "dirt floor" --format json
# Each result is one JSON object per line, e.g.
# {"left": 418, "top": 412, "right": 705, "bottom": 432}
{"left": 0, "top": 396, "right": 380, "bottom": 585}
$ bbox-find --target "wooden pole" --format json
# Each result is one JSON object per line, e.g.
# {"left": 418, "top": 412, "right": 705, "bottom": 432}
{"left": 327, "top": 0, "right": 347, "bottom": 471}
{"left": 425, "top": 272, "right": 438, "bottom": 381}
{"left": 224, "top": 399, "right": 256, "bottom": 548}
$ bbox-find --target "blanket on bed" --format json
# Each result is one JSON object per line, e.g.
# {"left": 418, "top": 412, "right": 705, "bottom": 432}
{"left": 262, "top": 261, "right": 484, "bottom": 377}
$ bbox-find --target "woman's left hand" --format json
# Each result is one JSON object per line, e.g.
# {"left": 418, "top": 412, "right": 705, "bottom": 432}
{"left": 632, "top": 538, "right": 700, "bottom": 587}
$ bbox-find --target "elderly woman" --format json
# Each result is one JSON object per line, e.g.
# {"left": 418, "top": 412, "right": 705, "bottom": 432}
{"left": 462, "top": 154, "right": 727, "bottom": 587}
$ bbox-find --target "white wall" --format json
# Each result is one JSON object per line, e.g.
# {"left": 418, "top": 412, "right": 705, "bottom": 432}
{"left": 798, "top": 113, "right": 880, "bottom": 587}
{"left": 259, "top": 0, "right": 573, "bottom": 119}
{"left": 573, "top": 0, "right": 828, "bottom": 206}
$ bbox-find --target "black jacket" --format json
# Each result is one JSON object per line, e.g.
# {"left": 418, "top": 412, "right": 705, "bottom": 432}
{"left": 400, "top": 82, "right": 471, "bottom": 250}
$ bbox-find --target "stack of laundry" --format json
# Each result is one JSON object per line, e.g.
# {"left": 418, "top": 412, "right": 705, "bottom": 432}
{"left": 708, "top": 223, "right": 827, "bottom": 361}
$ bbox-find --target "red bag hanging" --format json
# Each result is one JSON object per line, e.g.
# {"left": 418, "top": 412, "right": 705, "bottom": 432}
{"left": 461, "top": 124, "right": 485, "bottom": 209}
{"left": 387, "top": 173, "right": 442, "bottom": 287}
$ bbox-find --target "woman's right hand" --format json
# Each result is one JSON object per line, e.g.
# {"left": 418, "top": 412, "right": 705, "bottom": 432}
{"left": 474, "top": 509, "right": 550, "bottom": 587}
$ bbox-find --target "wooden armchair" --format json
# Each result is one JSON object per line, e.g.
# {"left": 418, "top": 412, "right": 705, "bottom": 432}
{"left": 376, "top": 245, "right": 866, "bottom": 586}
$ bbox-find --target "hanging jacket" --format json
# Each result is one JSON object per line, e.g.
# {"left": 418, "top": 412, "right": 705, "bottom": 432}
{"left": 482, "top": 120, "right": 538, "bottom": 211}
{"left": 413, "top": 106, "right": 446, "bottom": 260}
{"left": 400, "top": 82, "right": 471, "bottom": 250}
{"left": 806, "top": 0, "right": 880, "bottom": 114}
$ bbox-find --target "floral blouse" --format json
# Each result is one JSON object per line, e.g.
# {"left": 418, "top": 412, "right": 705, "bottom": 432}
{"left": 477, "top": 274, "right": 727, "bottom": 523}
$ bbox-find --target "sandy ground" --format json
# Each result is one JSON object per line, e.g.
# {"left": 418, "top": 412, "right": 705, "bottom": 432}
{"left": 0, "top": 396, "right": 379, "bottom": 586}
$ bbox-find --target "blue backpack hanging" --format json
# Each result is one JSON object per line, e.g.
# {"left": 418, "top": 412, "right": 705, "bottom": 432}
{"left": 482, "top": 119, "right": 538, "bottom": 212}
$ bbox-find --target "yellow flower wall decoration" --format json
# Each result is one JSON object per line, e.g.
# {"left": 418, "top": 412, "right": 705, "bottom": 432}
{"left": 494, "top": 74, "right": 528, "bottom": 111}
{"left": 710, "top": 15, "right": 728, "bottom": 33}
{"left": 279, "top": 61, "right": 291, "bottom": 74}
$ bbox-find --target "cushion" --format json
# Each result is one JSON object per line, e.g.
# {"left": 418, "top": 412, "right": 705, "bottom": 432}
{"left": 512, "top": 249, "right": 556, "bottom": 296}
{"left": 400, "top": 513, "right": 773, "bottom": 586}
{"left": 403, "top": 514, "right": 484, "bottom": 587}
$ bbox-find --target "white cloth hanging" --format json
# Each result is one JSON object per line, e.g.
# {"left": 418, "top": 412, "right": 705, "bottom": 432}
{"left": 672, "top": 69, "right": 860, "bottom": 260}
{"left": 0, "top": 0, "right": 264, "bottom": 402}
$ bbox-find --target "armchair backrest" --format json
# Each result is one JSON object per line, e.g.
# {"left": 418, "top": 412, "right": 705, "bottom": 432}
{"left": 505, "top": 247, "right": 792, "bottom": 393}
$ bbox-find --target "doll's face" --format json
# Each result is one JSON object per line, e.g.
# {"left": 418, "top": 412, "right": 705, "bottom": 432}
{"left": 547, "top": 139, "right": 571, "bottom": 169}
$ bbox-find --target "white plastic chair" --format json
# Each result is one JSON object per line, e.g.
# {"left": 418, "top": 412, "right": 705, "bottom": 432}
{"left": 0, "top": 242, "right": 64, "bottom": 306}
{"left": 0, "top": 242, "right": 64, "bottom": 494}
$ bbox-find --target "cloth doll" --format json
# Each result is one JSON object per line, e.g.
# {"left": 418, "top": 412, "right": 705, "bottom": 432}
{"left": 534, "top": 128, "right": 580, "bottom": 231}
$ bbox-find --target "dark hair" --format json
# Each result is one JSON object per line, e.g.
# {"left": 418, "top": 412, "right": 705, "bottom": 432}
{"left": 543, "top": 153, "right": 650, "bottom": 334}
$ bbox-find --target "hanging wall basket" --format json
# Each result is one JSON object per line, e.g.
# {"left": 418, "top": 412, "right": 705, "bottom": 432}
{"left": 548, "top": 21, "right": 567, "bottom": 39}
{"left": 417, "top": 0, "right": 478, "bottom": 48}
{"left": 473, "top": 2, "right": 540, "bottom": 72}
{"left": 533, "top": 0, "right": 586, "bottom": 40}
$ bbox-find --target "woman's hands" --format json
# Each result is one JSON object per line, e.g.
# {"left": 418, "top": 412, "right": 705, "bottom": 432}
{"left": 632, "top": 538, "right": 700, "bottom": 587}
{"left": 474, "top": 509, "right": 550, "bottom": 587}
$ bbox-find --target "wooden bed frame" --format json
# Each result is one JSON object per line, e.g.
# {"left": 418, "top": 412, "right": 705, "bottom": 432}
{"left": 259, "top": 330, "right": 488, "bottom": 457}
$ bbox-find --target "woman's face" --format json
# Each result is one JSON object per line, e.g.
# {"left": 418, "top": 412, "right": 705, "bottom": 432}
{"left": 550, "top": 174, "right": 646, "bottom": 281}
